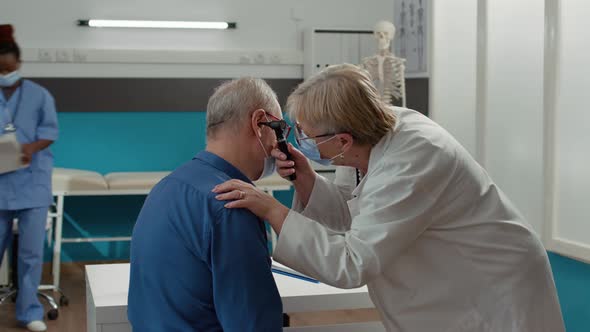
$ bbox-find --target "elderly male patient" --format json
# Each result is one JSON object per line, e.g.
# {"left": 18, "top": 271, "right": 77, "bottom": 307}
{"left": 128, "top": 78, "right": 284, "bottom": 331}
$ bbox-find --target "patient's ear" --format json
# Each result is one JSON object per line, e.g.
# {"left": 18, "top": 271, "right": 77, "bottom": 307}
{"left": 250, "top": 109, "right": 266, "bottom": 137}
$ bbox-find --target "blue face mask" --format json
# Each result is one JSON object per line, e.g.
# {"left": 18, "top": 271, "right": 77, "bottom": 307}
{"left": 298, "top": 135, "right": 342, "bottom": 166}
{"left": 259, "top": 153, "right": 276, "bottom": 179}
{"left": 0, "top": 71, "right": 21, "bottom": 87}
{"left": 255, "top": 115, "right": 277, "bottom": 179}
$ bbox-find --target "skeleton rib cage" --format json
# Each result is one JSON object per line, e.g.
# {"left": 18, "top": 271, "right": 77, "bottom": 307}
{"left": 360, "top": 55, "right": 406, "bottom": 106}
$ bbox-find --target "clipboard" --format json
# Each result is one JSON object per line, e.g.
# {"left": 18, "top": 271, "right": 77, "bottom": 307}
{"left": 0, "top": 132, "right": 25, "bottom": 174}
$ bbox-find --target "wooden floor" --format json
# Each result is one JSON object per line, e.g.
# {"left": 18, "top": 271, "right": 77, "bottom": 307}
{"left": 0, "top": 262, "right": 380, "bottom": 332}
{"left": 0, "top": 263, "right": 88, "bottom": 332}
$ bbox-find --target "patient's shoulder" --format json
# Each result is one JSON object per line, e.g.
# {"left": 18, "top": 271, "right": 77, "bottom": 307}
{"left": 156, "top": 160, "right": 259, "bottom": 222}
{"left": 167, "top": 159, "right": 230, "bottom": 190}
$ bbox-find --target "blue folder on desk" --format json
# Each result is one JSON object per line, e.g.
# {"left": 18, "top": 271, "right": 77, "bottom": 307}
{"left": 271, "top": 261, "right": 319, "bottom": 284}
{"left": 272, "top": 268, "right": 320, "bottom": 284}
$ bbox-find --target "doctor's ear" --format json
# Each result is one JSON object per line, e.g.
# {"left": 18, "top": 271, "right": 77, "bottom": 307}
{"left": 338, "top": 133, "right": 354, "bottom": 150}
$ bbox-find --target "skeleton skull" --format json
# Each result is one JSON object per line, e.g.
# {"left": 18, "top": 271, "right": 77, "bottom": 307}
{"left": 374, "top": 20, "right": 396, "bottom": 51}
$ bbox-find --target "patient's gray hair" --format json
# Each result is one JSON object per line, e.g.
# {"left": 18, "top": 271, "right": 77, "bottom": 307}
{"left": 206, "top": 77, "right": 279, "bottom": 138}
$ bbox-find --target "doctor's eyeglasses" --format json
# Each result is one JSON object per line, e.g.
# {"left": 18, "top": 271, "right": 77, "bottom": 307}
{"left": 294, "top": 124, "right": 335, "bottom": 146}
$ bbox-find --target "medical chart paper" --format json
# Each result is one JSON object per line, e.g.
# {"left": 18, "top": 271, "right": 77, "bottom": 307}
{"left": 0, "top": 132, "right": 23, "bottom": 174}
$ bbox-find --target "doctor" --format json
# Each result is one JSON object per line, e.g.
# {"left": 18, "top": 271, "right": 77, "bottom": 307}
{"left": 213, "top": 64, "right": 565, "bottom": 331}
{"left": 0, "top": 25, "right": 59, "bottom": 332}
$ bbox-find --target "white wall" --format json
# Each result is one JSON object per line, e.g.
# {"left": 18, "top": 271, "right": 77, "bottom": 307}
{"left": 432, "top": 0, "right": 590, "bottom": 261}
{"left": 549, "top": 0, "right": 590, "bottom": 260}
{"left": 1, "top": 0, "right": 393, "bottom": 77}
{"left": 431, "top": 0, "right": 546, "bottom": 237}
{"left": 484, "top": 0, "right": 546, "bottom": 234}
{"left": 430, "top": 0, "right": 478, "bottom": 155}
{"left": 431, "top": 0, "right": 547, "bottom": 236}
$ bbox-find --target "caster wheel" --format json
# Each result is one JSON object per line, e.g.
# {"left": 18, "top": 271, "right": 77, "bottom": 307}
{"left": 59, "top": 295, "right": 69, "bottom": 306}
{"left": 47, "top": 309, "right": 59, "bottom": 320}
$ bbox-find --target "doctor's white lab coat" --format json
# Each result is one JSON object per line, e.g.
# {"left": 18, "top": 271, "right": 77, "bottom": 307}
{"left": 273, "top": 107, "right": 565, "bottom": 332}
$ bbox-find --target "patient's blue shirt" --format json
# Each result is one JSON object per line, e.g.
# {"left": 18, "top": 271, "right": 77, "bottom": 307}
{"left": 128, "top": 151, "right": 283, "bottom": 331}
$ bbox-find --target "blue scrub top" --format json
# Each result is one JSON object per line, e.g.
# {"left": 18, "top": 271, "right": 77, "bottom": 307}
{"left": 128, "top": 151, "right": 283, "bottom": 332}
{"left": 0, "top": 79, "right": 59, "bottom": 210}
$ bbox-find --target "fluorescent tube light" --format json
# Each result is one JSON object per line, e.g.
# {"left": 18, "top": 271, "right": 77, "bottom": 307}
{"left": 77, "top": 20, "right": 236, "bottom": 30}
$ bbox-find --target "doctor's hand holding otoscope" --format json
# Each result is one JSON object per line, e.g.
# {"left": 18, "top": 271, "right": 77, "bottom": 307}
{"left": 271, "top": 142, "right": 316, "bottom": 208}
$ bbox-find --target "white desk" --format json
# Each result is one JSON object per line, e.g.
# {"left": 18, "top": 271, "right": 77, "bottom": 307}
{"left": 85, "top": 263, "right": 384, "bottom": 332}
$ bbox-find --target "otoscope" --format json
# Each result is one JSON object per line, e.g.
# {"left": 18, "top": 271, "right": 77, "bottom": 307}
{"left": 266, "top": 120, "right": 297, "bottom": 181}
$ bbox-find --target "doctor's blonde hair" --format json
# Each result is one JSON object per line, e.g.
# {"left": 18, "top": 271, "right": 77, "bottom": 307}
{"left": 286, "top": 64, "right": 396, "bottom": 146}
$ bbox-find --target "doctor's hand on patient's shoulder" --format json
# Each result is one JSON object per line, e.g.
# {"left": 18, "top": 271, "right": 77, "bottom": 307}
{"left": 212, "top": 180, "right": 290, "bottom": 234}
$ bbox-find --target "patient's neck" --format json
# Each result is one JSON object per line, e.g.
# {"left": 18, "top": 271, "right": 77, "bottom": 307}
{"left": 206, "top": 130, "right": 259, "bottom": 181}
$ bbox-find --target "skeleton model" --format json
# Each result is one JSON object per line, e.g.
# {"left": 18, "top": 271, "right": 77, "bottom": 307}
{"left": 360, "top": 20, "right": 407, "bottom": 107}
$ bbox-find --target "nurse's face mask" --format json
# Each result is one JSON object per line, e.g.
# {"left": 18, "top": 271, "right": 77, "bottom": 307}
{"left": 294, "top": 124, "right": 346, "bottom": 166}
{"left": 0, "top": 70, "right": 20, "bottom": 87}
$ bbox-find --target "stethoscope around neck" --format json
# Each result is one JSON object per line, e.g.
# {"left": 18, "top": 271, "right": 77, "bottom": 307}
{"left": 2, "top": 82, "right": 24, "bottom": 133}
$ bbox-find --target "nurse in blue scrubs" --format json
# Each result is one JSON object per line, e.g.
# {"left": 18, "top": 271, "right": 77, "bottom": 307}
{"left": 0, "top": 25, "right": 58, "bottom": 332}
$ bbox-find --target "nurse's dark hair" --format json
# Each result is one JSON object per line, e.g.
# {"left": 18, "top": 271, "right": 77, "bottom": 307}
{"left": 0, "top": 42, "right": 20, "bottom": 60}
